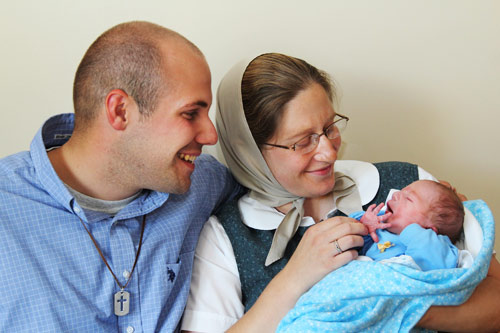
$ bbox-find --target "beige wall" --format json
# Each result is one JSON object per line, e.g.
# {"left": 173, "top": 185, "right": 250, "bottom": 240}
{"left": 1, "top": 0, "right": 498, "bottom": 252}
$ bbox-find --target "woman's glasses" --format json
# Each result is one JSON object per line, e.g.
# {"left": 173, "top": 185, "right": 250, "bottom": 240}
{"left": 263, "top": 114, "right": 348, "bottom": 154}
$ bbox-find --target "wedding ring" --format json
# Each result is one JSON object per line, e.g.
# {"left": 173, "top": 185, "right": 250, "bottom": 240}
{"left": 334, "top": 239, "right": 343, "bottom": 254}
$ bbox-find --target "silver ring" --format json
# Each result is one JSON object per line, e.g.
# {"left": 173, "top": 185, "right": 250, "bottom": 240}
{"left": 334, "top": 239, "right": 343, "bottom": 254}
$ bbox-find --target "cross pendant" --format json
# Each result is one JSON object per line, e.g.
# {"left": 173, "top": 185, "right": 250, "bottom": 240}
{"left": 114, "top": 290, "right": 130, "bottom": 316}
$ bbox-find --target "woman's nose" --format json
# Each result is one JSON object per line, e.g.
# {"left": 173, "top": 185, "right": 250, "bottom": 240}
{"left": 314, "top": 134, "right": 338, "bottom": 162}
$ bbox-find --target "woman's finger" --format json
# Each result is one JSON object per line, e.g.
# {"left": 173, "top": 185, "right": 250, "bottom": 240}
{"left": 322, "top": 220, "right": 368, "bottom": 243}
{"left": 328, "top": 250, "right": 359, "bottom": 271}
{"left": 334, "top": 234, "right": 365, "bottom": 254}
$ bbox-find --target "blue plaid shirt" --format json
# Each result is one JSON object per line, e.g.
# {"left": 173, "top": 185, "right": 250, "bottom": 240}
{"left": 0, "top": 114, "right": 239, "bottom": 332}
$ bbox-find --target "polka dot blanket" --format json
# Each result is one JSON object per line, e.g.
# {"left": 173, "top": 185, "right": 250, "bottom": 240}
{"left": 277, "top": 200, "right": 495, "bottom": 333}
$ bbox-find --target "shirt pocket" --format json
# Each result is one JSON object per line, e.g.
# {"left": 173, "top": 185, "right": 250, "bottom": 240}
{"left": 164, "top": 250, "right": 195, "bottom": 285}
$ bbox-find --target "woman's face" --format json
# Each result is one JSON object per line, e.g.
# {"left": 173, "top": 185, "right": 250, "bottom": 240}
{"left": 261, "top": 83, "right": 340, "bottom": 198}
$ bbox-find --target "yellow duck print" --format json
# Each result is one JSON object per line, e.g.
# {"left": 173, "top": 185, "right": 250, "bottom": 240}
{"left": 377, "top": 241, "right": 395, "bottom": 253}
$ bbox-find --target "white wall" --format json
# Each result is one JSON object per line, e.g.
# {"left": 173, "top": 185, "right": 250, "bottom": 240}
{"left": 1, "top": 0, "right": 498, "bottom": 252}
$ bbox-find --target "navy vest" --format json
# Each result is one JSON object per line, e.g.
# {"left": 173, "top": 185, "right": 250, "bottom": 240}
{"left": 217, "top": 161, "right": 419, "bottom": 311}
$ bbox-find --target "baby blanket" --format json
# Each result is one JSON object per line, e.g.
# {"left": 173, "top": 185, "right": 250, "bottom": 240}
{"left": 277, "top": 200, "right": 495, "bottom": 333}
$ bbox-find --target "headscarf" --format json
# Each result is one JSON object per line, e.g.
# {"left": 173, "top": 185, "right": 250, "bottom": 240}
{"left": 216, "top": 56, "right": 362, "bottom": 266}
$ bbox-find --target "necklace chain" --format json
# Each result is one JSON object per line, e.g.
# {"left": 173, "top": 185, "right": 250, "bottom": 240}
{"left": 78, "top": 215, "right": 146, "bottom": 290}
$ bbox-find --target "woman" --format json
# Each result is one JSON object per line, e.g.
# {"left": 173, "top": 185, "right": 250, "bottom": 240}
{"left": 181, "top": 53, "right": 500, "bottom": 332}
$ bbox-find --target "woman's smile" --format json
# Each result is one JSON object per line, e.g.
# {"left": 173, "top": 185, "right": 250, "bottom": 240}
{"left": 307, "top": 164, "right": 333, "bottom": 176}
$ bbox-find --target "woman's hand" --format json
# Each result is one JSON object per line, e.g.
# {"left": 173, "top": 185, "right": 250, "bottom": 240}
{"left": 438, "top": 180, "right": 468, "bottom": 201}
{"left": 228, "top": 216, "right": 367, "bottom": 333}
{"left": 282, "top": 216, "right": 368, "bottom": 294}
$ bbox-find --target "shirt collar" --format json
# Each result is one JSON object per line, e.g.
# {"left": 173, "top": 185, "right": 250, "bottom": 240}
{"left": 30, "top": 114, "right": 75, "bottom": 213}
{"left": 30, "top": 113, "right": 169, "bottom": 221}
{"left": 239, "top": 160, "right": 379, "bottom": 230}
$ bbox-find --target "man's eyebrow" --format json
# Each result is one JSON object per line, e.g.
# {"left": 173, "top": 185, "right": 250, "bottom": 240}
{"left": 184, "top": 101, "right": 208, "bottom": 108}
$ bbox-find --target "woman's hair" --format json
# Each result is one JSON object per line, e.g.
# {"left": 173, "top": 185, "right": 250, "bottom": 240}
{"left": 241, "top": 53, "right": 336, "bottom": 147}
{"left": 428, "top": 182, "right": 465, "bottom": 243}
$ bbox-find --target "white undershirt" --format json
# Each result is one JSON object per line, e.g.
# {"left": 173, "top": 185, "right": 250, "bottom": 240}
{"left": 181, "top": 162, "right": 437, "bottom": 332}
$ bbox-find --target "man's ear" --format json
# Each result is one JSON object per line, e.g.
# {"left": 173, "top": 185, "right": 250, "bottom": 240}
{"left": 105, "top": 89, "right": 134, "bottom": 131}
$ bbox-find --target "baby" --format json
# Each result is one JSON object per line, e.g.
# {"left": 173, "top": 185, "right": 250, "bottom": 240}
{"left": 353, "top": 180, "right": 465, "bottom": 271}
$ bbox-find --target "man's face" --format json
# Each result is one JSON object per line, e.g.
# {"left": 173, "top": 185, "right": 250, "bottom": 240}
{"left": 122, "top": 43, "right": 216, "bottom": 194}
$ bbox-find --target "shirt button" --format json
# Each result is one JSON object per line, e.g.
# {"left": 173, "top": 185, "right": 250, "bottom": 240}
{"left": 74, "top": 206, "right": 81, "bottom": 213}
{"left": 123, "top": 270, "right": 130, "bottom": 279}
{"left": 126, "top": 326, "right": 134, "bottom": 333}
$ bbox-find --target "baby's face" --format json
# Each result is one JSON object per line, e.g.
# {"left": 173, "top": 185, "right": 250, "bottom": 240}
{"left": 385, "top": 180, "right": 438, "bottom": 234}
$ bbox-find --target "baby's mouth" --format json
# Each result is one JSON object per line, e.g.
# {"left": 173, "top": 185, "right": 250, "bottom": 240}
{"left": 178, "top": 153, "right": 197, "bottom": 164}
{"left": 386, "top": 201, "right": 394, "bottom": 214}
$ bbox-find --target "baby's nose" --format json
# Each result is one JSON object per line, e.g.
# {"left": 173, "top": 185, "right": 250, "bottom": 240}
{"left": 393, "top": 191, "right": 401, "bottom": 200}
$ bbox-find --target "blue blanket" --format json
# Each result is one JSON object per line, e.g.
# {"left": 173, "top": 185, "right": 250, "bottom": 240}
{"left": 277, "top": 200, "right": 495, "bottom": 333}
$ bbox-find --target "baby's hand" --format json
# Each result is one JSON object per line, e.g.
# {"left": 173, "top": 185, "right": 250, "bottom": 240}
{"left": 359, "top": 203, "right": 392, "bottom": 243}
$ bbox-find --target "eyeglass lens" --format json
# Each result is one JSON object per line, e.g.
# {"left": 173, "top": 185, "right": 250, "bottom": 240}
{"left": 298, "top": 118, "right": 347, "bottom": 153}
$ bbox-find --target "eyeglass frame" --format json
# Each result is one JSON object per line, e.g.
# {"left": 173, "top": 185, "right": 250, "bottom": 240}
{"left": 262, "top": 113, "right": 349, "bottom": 153}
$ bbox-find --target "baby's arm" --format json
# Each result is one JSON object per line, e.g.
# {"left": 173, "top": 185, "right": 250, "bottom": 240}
{"left": 400, "top": 224, "right": 459, "bottom": 271}
{"left": 359, "top": 203, "right": 392, "bottom": 243}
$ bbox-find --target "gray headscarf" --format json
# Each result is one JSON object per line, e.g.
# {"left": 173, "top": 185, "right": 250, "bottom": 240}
{"left": 216, "top": 56, "right": 361, "bottom": 266}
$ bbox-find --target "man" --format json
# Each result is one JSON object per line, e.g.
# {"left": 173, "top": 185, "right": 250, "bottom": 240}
{"left": 0, "top": 21, "right": 238, "bottom": 331}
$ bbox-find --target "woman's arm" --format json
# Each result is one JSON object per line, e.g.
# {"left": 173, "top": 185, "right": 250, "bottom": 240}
{"left": 418, "top": 255, "right": 500, "bottom": 332}
{"left": 227, "top": 216, "right": 368, "bottom": 333}
{"left": 419, "top": 178, "right": 500, "bottom": 331}
{"left": 438, "top": 180, "right": 468, "bottom": 202}
{"left": 181, "top": 217, "right": 244, "bottom": 332}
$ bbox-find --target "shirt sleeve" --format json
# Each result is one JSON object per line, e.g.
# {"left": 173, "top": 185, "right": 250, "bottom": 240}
{"left": 181, "top": 216, "right": 244, "bottom": 332}
{"left": 399, "top": 223, "right": 459, "bottom": 271}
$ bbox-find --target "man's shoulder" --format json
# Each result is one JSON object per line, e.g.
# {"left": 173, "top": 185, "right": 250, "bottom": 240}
{"left": 0, "top": 151, "right": 34, "bottom": 182}
{"left": 0, "top": 151, "right": 43, "bottom": 208}
{"left": 192, "top": 154, "right": 230, "bottom": 180}
{"left": 194, "top": 153, "right": 225, "bottom": 167}
{"left": 189, "top": 154, "right": 240, "bottom": 204}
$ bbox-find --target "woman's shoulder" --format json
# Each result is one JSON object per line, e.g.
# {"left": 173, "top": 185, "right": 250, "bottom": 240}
{"left": 184, "top": 215, "right": 243, "bottom": 331}
{"left": 337, "top": 160, "right": 435, "bottom": 208}
{"left": 335, "top": 160, "right": 379, "bottom": 205}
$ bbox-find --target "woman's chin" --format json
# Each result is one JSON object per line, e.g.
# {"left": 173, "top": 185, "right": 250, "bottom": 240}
{"left": 308, "top": 183, "right": 335, "bottom": 198}
{"left": 288, "top": 176, "right": 335, "bottom": 198}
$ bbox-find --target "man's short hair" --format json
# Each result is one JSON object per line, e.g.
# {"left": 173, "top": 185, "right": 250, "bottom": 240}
{"left": 72, "top": 21, "right": 200, "bottom": 131}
